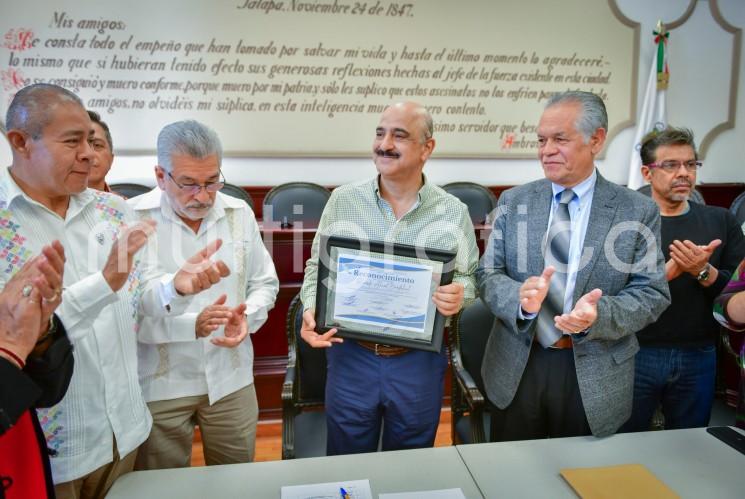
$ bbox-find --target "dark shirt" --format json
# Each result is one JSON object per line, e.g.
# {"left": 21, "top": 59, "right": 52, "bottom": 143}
{"left": 637, "top": 202, "right": 745, "bottom": 348}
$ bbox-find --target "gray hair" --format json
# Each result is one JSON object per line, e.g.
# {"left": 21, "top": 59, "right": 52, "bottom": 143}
{"left": 6, "top": 83, "right": 83, "bottom": 139}
{"left": 417, "top": 105, "right": 434, "bottom": 142}
{"left": 545, "top": 91, "right": 608, "bottom": 143}
{"left": 156, "top": 120, "right": 223, "bottom": 172}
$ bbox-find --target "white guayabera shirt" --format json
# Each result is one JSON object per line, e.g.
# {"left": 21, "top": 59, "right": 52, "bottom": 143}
{"left": 0, "top": 167, "right": 188, "bottom": 483}
{"left": 129, "top": 189, "right": 279, "bottom": 405}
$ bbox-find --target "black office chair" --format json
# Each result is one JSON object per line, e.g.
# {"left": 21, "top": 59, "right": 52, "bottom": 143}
{"left": 442, "top": 182, "right": 498, "bottom": 225}
{"left": 449, "top": 299, "right": 495, "bottom": 444}
{"left": 636, "top": 183, "right": 706, "bottom": 204}
{"left": 220, "top": 183, "right": 255, "bottom": 212}
{"left": 263, "top": 182, "right": 331, "bottom": 228}
{"left": 108, "top": 183, "right": 151, "bottom": 199}
{"left": 729, "top": 190, "right": 745, "bottom": 227}
{"left": 281, "top": 293, "right": 328, "bottom": 459}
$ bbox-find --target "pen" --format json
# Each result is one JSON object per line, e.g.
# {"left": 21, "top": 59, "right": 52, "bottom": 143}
{"left": 339, "top": 487, "right": 350, "bottom": 499}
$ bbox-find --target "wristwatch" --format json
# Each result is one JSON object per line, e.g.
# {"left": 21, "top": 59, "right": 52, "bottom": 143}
{"left": 697, "top": 263, "right": 711, "bottom": 282}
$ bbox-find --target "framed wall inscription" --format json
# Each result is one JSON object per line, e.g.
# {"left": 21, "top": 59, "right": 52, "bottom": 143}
{"left": 0, "top": 0, "right": 638, "bottom": 157}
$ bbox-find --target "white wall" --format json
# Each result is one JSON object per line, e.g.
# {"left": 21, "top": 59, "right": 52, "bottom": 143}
{"left": 3, "top": 0, "right": 743, "bottom": 189}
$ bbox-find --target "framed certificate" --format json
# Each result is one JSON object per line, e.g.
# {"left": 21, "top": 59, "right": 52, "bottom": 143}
{"left": 315, "top": 235, "right": 456, "bottom": 352}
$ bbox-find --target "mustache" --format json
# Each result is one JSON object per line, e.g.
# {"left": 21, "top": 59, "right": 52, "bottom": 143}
{"left": 375, "top": 148, "right": 400, "bottom": 158}
{"left": 672, "top": 180, "right": 692, "bottom": 188}
{"left": 186, "top": 202, "right": 212, "bottom": 210}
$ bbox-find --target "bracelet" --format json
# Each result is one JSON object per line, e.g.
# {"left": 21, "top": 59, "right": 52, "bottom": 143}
{"left": 35, "top": 316, "right": 57, "bottom": 345}
{"left": 0, "top": 347, "right": 25, "bottom": 369}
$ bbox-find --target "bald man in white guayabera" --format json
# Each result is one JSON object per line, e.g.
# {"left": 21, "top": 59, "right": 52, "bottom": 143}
{"left": 1, "top": 83, "right": 230, "bottom": 499}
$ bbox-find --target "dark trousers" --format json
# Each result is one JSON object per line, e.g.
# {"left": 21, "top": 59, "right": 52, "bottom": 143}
{"left": 622, "top": 345, "right": 716, "bottom": 432}
{"left": 325, "top": 340, "right": 447, "bottom": 456}
{"left": 490, "top": 344, "right": 591, "bottom": 441}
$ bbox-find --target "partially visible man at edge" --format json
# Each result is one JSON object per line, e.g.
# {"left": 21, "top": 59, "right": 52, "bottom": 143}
{"left": 0, "top": 241, "right": 68, "bottom": 499}
{"left": 623, "top": 127, "right": 745, "bottom": 431}
{"left": 86, "top": 111, "right": 115, "bottom": 193}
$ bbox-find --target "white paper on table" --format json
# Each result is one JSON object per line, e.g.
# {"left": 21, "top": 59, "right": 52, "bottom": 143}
{"left": 280, "top": 479, "right": 373, "bottom": 499}
{"left": 378, "top": 489, "right": 466, "bottom": 499}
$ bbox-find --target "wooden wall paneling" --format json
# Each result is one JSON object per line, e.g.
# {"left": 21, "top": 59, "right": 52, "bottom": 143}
{"left": 254, "top": 355, "right": 288, "bottom": 420}
{"left": 253, "top": 285, "right": 299, "bottom": 357}
{"left": 698, "top": 183, "right": 745, "bottom": 208}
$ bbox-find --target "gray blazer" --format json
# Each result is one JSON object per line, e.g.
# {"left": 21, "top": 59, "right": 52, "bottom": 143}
{"left": 476, "top": 172, "right": 670, "bottom": 437}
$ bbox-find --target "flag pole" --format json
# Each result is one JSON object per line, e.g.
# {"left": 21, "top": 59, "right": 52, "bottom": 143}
{"left": 627, "top": 20, "right": 669, "bottom": 190}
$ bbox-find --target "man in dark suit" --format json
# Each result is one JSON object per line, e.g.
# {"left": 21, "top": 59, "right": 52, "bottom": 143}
{"left": 476, "top": 91, "right": 670, "bottom": 440}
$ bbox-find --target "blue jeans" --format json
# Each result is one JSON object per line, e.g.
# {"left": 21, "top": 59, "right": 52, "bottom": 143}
{"left": 623, "top": 345, "right": 716, "bottom": 431}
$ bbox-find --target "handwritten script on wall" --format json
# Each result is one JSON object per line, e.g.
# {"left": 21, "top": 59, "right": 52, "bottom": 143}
{"left": 0, "top": 0, "right": 637, "bottom": 157}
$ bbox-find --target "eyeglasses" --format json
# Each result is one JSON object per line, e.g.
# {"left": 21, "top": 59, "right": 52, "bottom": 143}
{"left": 646, "top": 160, "right": 703, "bottom": 173}
{"left": 167, "top": 171, "right": 225, "bottom": 195}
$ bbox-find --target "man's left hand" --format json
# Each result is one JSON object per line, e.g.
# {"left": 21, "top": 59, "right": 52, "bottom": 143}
{"left": 211, "top": 302, "right": 248, "bottom": 348}
{"left": 555, "top": 288, "right": 602, "bottom": 334}
{"left": 432, "top": 282, "right": 464, "bottom": 317}
{"left": 174, "top": 239, "right": 231, "bottom": 296}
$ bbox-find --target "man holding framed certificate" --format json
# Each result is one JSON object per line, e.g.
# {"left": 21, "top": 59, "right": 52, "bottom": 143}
{"left": 300, "top": 101, "right": 478, "bottom": 455}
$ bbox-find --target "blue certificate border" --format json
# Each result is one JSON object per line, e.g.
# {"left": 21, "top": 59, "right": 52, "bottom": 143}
{"left": 315, "top": 235, "right": 456, "bottom": 353}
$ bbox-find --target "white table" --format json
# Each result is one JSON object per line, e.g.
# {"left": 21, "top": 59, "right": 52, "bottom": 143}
{"left": 106, "top": 446, "right": 484, "bottom": 498}
{"left": 457, "top": 427, "right": 745, "bottom": 499}
{"left": 107, "top": 428, "right": 745, "bottom": 499}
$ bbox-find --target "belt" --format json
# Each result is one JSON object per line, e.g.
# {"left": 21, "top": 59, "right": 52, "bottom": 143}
{"left": 357, "top": 340, "right": 410, "bottom": 357}
{"left": 535, "top": 334, "right": 573, "bottom": 349}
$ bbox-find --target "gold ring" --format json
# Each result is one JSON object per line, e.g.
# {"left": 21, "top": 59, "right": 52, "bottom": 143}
{"left": 44, "top": 292, "right": 59, "bottom": 303}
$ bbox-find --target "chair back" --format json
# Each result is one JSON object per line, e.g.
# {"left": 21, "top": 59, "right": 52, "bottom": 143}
{"left": 449, "top": 299, "right": 496, "bottom": 444}
{"left": 451, "top": 299, "right": 494, "bottom": 394}
{"left": 108, "top": 183, "right": 151, "bottom": 199}
{"left": 636, "top": 183, "right": 706, "bottom": 204}
{"left": 282, "top": 294, "right": 327, "bottom": 459}
{"left": 442, "top": 182, "right": 498, "bottom": 225}
{"left": 220, "top": 183, "right": 255, "bottom": 212}
{"left": 730, "top": 191, "right": 745, "bottom": 227}
{"left": 285, "top": 294, "right": 327, "bottom": 405}
{"left": 263, "top": 182, "right": 331, "bottom": 228}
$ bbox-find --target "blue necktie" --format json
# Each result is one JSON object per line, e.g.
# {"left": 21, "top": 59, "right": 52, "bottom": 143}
{"left": 535, "top": 189, "right": 575, "bottom": 348}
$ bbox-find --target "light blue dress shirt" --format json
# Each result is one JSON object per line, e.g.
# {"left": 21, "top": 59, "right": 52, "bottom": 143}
{"left": 519, "top": 169, "right": 597, "bottom": 320}
{"left": 548, "top": 169, "right": 597, "bottom": 313}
